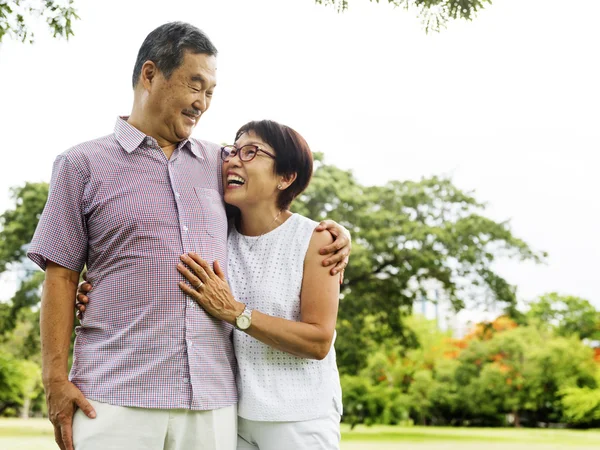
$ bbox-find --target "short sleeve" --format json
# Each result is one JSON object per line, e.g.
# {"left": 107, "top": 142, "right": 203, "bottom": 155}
{"left": 27, "top": 154, "right": 88, "bottom": 272}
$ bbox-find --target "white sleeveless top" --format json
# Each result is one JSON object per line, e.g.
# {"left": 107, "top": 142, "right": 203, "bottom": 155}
{"left": 228, "top": 213, "right": 343, "bottom": 421}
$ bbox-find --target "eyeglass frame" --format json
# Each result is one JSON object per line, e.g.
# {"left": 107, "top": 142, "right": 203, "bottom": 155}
{"left": 220, "top": 144, "right": 276, "bottom": 162}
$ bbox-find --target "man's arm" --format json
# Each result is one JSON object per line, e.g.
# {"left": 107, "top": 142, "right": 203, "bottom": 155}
{"left": 41, "top": 261, "right": 95, "bottom": 450}
{"left": 315, "top": 220, "right": 351, "bottom": 277}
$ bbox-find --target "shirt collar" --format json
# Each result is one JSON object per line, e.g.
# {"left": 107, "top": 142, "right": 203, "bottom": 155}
{"left": 186, "top": 139, "right": 205, "bottom": 159}
{"left": 114, "top": 116, "right": 201, "bottom": 158}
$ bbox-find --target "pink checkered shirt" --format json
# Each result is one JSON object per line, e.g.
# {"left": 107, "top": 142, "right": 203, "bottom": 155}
{"left": 28, "top": 117, "right": 237, "bottom": 410}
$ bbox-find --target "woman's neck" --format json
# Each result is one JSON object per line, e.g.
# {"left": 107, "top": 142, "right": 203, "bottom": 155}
{"left": 237, "top": 204, "right": 292, "bottom": 237}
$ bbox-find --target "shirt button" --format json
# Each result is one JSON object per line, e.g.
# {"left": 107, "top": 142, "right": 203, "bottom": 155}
{"left": 183, "top": 378, "right": 190, "bottom": 384}
{"left": 175, "top": 192, "right": 181, "bottom": 198}
{"left": 183, "top": 226, "right": 189, "bottom": 232}
{"left": 145, "top": 137, "right": 152, "bottom": 145}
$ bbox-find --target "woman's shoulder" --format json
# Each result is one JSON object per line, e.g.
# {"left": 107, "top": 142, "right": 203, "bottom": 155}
{"left": 288, "top": 214, "right": 334, "bottom": 249}
{"left": 290, "top": 213, "right": 318, "bottom": 229}
{"left": 288, "top": 214, "right": 325, "bottom": 241}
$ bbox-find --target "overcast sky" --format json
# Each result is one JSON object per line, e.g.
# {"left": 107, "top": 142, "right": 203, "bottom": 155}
{"left": 0, "top": 0, "right": 598, "bottom": 315}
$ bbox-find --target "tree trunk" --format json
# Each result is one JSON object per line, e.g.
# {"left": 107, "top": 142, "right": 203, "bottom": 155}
{"left": 20, "top": 397, "right": 31, "bottom": 419}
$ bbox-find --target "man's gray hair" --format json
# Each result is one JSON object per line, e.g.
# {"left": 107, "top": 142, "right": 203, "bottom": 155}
{"left": 132, "top": 22, "right": 217, "bottom": 88}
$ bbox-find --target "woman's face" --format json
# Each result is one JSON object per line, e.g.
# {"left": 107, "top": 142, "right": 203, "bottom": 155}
{"left": 222, "top": 131, "right": 280, "bottom": 210}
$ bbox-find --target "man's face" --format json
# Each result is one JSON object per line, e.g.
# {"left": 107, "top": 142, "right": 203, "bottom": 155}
{"left": 147, "top": 51, "right": 217, "bottom": 145}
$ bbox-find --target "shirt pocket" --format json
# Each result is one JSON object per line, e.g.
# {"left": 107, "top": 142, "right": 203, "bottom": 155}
{"left": 193, "top": 187, "right": 227, "bottom": 237}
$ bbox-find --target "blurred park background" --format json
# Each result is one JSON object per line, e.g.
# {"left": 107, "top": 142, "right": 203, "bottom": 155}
{"left": 1, "top": 0, "right": 599, "bottom": 448}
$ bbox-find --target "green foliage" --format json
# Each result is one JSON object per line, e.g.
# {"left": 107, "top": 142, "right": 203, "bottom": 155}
{"left": 0, "top": 182, "right": 48, "bottom": 273}
{"left": 341, "top": 374, "right": 412, "bottom": 429}
{"left": 0, "top": 183, "right": 47, "bottom": 340}
{"left": 0, "top": 0, "right": 79, "bottom": 44}
{"left": 560, "top": 371, "right": 600, "bottom": 425}
{"left": 340, "top": 314, "right": 600, "bottom": 427}
{"left": 526, "top": 293, "right": 600, "bottom": 340}
{"left": 0, "top": 183, "right": 47, "bottom": 413}
{"left": 0, "top": 272, "right": 43, "bottom": 335}
{"left": 0, "top": 352, "right": 42, "bottom": 416}
{"left": 0, "top": 308, "right": 41, "bottom": 365}
{"left": 341, "top": 315, "right": 458, "bottom": 426}
{"left": 293, "top": 159, "right": 544, "bottom": 374}
{"left": 315, "top": 0, "right": 492, "bottom": 32}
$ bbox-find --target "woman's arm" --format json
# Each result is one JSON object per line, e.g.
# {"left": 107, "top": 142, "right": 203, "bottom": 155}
{"left": 242, "top": 230, "right": 340, "bottom": 360}
{"left": 177, "top": 231, "right": 341, "bottom": 360}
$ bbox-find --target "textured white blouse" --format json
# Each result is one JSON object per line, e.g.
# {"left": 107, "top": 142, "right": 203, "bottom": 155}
{"left": 228, "top": 213, "right": 343, "bottom": 421}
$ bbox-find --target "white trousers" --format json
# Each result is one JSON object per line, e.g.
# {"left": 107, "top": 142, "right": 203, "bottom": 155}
{"left": 72, "top": 399, "right": 237, "bottom": 450}
{"left": 236, "top": 405, "right": 341, "bottom": 450}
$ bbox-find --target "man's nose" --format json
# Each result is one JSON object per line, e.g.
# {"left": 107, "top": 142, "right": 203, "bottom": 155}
{"left": 194, "top": 94, "right": 209, "bottom": 114}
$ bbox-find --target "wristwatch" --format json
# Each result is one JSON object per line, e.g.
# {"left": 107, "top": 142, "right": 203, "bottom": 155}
{"left": 235, "top": 306, "right": 252, "bottom": 331}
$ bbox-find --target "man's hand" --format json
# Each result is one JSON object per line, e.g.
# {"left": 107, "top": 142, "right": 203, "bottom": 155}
{"left": 75, "top": 276, "right": 92, "bottom": 321}
{"left": 45, "top": 379, "right": 96, "bottom": 450}
{"left": 315, "top": 220, "right": 351, "bottom": 278}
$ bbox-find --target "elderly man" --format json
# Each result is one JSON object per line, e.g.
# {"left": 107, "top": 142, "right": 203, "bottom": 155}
{"left": 28, "top": 22, "right": 349, "bottom": 450}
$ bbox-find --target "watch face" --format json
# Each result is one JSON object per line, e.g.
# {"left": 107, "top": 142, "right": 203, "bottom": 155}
{"left": 237, "top": 314, "right": 251, "bottom": 330}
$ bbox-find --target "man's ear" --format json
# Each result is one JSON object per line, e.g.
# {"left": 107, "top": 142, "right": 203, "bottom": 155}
{"left": 140, "top": 60, "right": 159, "bottom": 91}
{"left": 279, "top": 173, "right": 297, "bottom": 190}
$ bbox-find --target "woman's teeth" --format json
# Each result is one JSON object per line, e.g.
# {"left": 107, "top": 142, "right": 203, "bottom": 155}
{"left": 227, "top": 175, "right": 245, "bottom": 186}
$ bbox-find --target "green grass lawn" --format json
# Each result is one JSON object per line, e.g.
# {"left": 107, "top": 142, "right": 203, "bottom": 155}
{"left": 341, "top": 424, "right": 600, "bottom": 449}
{"left": 1, "top": 419, "right": 599, "bottom": 449}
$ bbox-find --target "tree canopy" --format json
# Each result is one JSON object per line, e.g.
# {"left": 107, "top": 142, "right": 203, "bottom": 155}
{"left": 0, "top": 0, "right": 78, "bottom": 43}
{"left": 525, "top": 293, "right": 600, "bottom": 341}
{"left": 0, "top": 0, "right": 493, "bottom": 44}
{"left": 315, "top": 0, "right": 492, "bottom": 31}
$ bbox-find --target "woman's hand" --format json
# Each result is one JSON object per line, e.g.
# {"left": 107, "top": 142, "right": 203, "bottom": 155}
{"left": 177, "top": 253, "right": 245, "bottom": 325}
{"left": 315, "top": 220, "right": 351, "bottom": 279}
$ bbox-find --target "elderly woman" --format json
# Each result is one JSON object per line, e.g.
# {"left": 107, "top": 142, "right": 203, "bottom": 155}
{"left": 78, "top": 120, "right": 343, "bottom": 450}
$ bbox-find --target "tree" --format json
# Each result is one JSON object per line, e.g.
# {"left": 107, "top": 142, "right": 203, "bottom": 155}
{"left": 0, "top": 0, "right": 78, "bottom": 43}
{"left": 0, "top": 182, "right": 48, "bottom": 273}
{"left": 340, "top": 311, "right": 600, "bottom": 427}
{"left": 293, "top": 156, "right": 544, "bottom": 373}
{"left": 560, "top": 370, "right": 600, "bottom": 426}
{"left": 340, "top": 315, "right": 452, "bottom": 427}
{"left": 450, "top": 322, "right": 599, "bottom": 427}
{"left": 0, "top": 183, "right": 48, "bottom": 338}
{"left": 315, "top": 0, "right": 492, "bottom": 31}
{"left": 526, "top": 293, "right": 600, "bottom": 341}
{"left": 0, "top": 352, "right": 42, "bottom": 416}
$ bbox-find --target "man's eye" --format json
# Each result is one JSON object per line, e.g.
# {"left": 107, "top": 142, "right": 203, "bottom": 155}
{"left": 206, "top": 91, "right": 214, "bottom": 98}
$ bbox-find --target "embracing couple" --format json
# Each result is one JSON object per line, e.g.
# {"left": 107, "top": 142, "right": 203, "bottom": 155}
{"left": 28, "top": 22, "right": 348, "bottom": 450}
